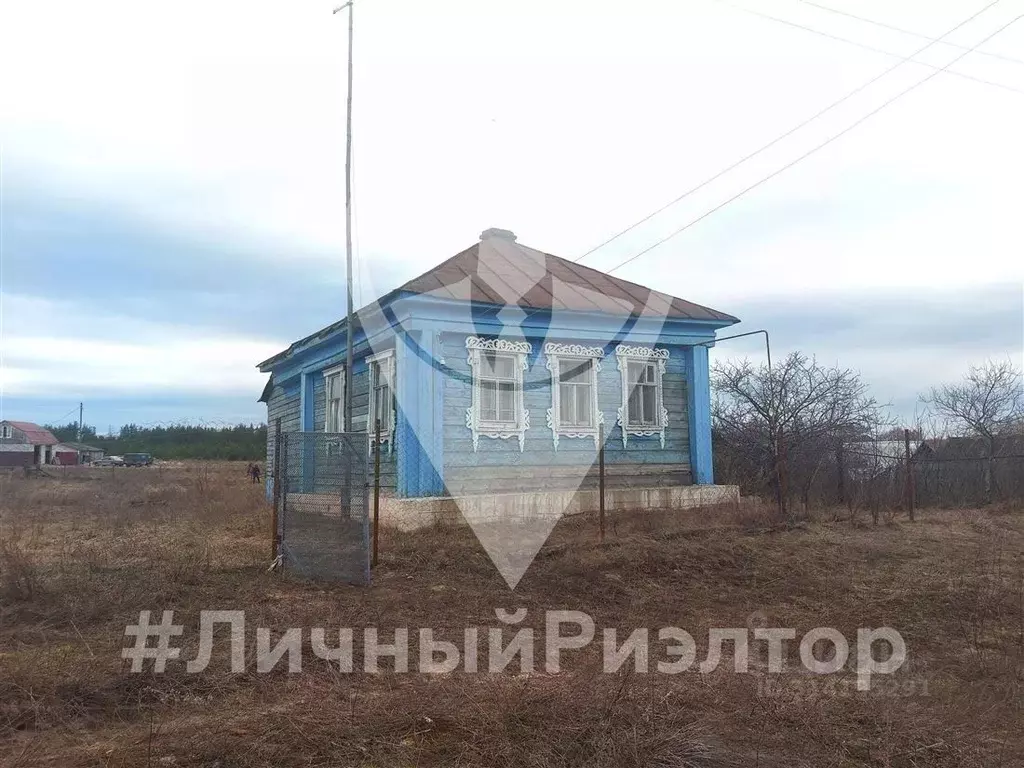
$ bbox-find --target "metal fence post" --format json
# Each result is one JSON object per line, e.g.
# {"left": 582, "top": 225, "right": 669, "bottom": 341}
{"left": 836, "top": 443, "right": 846, "bottom": 507}
{"left": 279, "top": 429, "right": 289, "bottom": 570}
{"left": 373, "top": 418, "right": 381, "bottom": 567}
{"left": 272, "top": 418, "right": 282, "bottom": 562}
{"left": 598, "top": 423, "right": 606, "bottom": 543}
{"left": 904, "top": 428, "right": 915, "bottom": 522}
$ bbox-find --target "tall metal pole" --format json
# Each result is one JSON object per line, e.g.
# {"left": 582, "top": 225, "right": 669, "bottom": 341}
{"left": 77, "top": 402, "right": 83, "bottom": 442}
{"left": 335, "top": 1, "right": 355, "bottom": 432}
{"left": 373, "top": 418, "right": 381, "bottom": 566}
{"left": 598, "top": 423, "right": 606, "bottom": 543}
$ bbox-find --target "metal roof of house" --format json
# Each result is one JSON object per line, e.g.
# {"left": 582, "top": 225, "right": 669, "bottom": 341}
{"left": 257, "top": 376, "right": 274, "bottom": 403}
{"left": 1, "top": 421, "right": 59, "bottom": 445}
{"left": 398, "top": 230, "right": 739, "bottom": 322}
{"left": 258, "top": 229, "right": 738, "bottom": 370}
{"left": 60, "top": 442, "right": 105, "bottom": 452}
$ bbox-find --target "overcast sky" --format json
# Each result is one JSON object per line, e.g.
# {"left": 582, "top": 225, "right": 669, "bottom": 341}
{"left": 1, "top": 0, "right": 1022, "bottom": 432}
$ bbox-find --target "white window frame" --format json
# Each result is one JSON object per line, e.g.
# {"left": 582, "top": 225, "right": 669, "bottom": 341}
{"left": 465, "top": 336, "right": 531, "bottom": 452}
{"left": 323, "top": 364, "right": 346, "bottom": 433}
{"left": 0, "top": 425, "right": 11, "bottom": 439}
{"left": 368, "top": 349, "right": 395, "bottom": 451}
{"left": 544, "top": 343, "right": 605, "bottom": 450}
{"left": 615, "top": 345, "right": 669, "bottom": 449}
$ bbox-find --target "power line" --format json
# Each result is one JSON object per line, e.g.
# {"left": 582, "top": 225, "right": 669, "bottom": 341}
{"left": 605, "top": 11, "right": 1023, "bottom": 276}
{"left": 794, "top": 0, "right": 1024, "bottom": 67}
{"left": 717, "top": 0, "right": 1024, "bottom": 97}
{"left": 49, "top": 406, "right": 80, "bottom": 425}
{"left": 573, "top": 0, "right": 1008, "bottom": 265}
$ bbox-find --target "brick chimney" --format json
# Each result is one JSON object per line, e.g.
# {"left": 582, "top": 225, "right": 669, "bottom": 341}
{"left": 479, "top": 228, "right": 517, "bottom": 242}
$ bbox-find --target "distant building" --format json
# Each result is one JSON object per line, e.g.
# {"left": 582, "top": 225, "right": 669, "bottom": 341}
{"left": 55, "top": 442, "right": 106, "bottom": 465}
{"left": 843, "top": 439, "right": 922, "bottom": 479}
{"left": 0, "top": 421, "right": 60, "bottom": 467}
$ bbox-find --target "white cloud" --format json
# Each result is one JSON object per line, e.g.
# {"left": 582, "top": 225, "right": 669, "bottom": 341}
{"left": 0, "top": 295, "right": 280, "bottom": 397}
{"left": 1, "top": 0, "right": 1023, "bottom": 414}
{"left": 1, "top": 334, "right": 275, "bottom": 395}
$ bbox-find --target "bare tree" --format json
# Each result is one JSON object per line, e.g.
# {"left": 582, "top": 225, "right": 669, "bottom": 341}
{"left": 713, "top": 352, "right": 888, "bottom": 518}
{"left": 922, "top": 360, "right": 1024, "bottom": 503}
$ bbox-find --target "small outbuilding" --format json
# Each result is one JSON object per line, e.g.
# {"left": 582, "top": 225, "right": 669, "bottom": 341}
{"left": 58, "top": 442, "right": 106, "bottom": 465}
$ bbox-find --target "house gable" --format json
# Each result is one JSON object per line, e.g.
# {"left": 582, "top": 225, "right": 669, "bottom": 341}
{"left": 0, "top": 421, "right": 59, "bottom": 446}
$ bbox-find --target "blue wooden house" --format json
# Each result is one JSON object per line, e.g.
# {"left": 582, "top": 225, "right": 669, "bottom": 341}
{"left": 257, "top": 228, "right": 738, "bottom": 505}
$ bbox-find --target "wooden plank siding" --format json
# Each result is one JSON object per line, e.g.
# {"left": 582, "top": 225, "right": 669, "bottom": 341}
{"left": 309, "top": 363, "right": 398, "bottom": 492}
{"left": 265, "top": 362, "right": 398, "bottom": 494}
{"left": 268, "top": 332, "right": 695, "bottom": 498}
{"left": 265, "top": 380, "right": 300, "bottom": 493}
{"left": 311, "top": 375, "right": 326, "bottom": 433}
{"left": 439, "top": 332, "right": 691, "bottom": 495}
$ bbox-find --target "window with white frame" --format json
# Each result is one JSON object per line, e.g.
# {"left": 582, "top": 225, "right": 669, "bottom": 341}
{"left": 615, "top": 345, "right": 669, "bottom": 448}
{"left": 480, "top": 352, "right": 518, "bottom": 424}
{"left": 465, "top": 337, "right": 530, "bottom": 451}
{"left": 544, "top": 343, "right": 604, "bottom": 450}
{"left": 323, "top": 365, "right": 345, "bottom": 432}
{"left": 0, "top": 425, "right": 11, "bottom": 439}
{"left": 368, "top": 350, "right": 395, "bottom": 444}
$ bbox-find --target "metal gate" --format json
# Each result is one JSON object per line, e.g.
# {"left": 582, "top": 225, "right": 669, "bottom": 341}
{"left": 275, "top": 432, "right": 370, "bottom": 584}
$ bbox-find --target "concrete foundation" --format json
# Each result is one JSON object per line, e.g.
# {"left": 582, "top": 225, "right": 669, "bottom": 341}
{"left": 374, "top": 484, "right": 740, "bottom": 531}
{"left": 286, "top": 485, "right": 740, "bottom": 532}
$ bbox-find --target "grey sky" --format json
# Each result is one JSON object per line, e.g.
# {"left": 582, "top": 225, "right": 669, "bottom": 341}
{"left": 1, "top": 0, "right": 1022, "bottom": 428}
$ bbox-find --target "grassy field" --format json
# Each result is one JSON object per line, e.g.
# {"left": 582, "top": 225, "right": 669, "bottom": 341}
{"left": 0, "top": 462, "right": 1021, "bottom": 767}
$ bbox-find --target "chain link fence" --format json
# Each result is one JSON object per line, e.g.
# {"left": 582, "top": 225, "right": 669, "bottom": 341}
{"left": 275, "top": 432, "right": 370, "bottom": 584}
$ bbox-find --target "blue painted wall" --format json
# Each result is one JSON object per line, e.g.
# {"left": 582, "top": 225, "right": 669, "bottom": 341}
{"left": 262, "top": 297, "right": 725, "bottom": 498}
{"left": 438, "top": 331, "right": 692, "bottom": 493}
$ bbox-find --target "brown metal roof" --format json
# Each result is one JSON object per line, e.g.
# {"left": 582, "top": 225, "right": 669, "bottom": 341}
{"left": 397, "top": 233, "right": 738, "bottom": 322}
{"left": 1, "top": 421, "right": 59, "bottom": 445}
{"left": 257, "top": 231, "right": 737, "bottom": 370}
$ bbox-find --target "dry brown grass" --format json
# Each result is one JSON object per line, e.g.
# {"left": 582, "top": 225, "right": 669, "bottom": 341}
{"left": 1, "top": 464, "right": 1022, "bottom": 767}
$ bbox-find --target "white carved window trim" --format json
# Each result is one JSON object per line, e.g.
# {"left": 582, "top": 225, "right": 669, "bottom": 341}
{"left": 323, "top": 364, "right": 346, "bottom": 433}
{"left": 615, "top": 345, "right": 669, "bottom": 449}
{"left": 544, "top": 343, "right": 605, "bottom": 450}
{"left": 368, "top": 349, "right": 395, "bottom": 451}
{"left": 465, "top": 336, "right": 531, "bottom": 452}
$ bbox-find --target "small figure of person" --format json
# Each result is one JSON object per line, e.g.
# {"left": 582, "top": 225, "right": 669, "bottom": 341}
{"left": 249, "top": 463, "right": 262, "bottom": 484}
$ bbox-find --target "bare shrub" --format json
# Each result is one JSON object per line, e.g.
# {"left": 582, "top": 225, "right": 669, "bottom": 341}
{"left": 923, "top": 360, "right": 1024, "bottom": 504}
{"left": 713, "top": 352, "right": 890, "bottom": 518}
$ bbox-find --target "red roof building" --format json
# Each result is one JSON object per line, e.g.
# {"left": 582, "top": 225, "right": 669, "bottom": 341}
{"left": 0, "top": 420, "right": 62, "bottom": 467}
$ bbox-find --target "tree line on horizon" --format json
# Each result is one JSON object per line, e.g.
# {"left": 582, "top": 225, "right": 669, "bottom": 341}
{"left": 44, "top": 422, "right": 267, "bottom": 461}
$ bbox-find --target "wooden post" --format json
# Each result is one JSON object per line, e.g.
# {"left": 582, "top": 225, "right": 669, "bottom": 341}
{"left": 904, "top": 428, "right": 915, "bottom": 522}
{"left": 272, "top": 418, "right": 283, "bottom": 562}
{"left": 372, "top": 418, "right": 381, "bottom": 566}
{"left": 598, "top": 423, "right": 606, "bottom": 543}
{"left": 836, "top": 443, "right": 846, "bottom": 506}
{"left": 775, "top": 431, "right": 789, "bottom": 519}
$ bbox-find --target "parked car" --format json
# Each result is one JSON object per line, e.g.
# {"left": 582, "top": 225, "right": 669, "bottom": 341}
{"left": 94, "top": 456, "right": 124, "bottom": 467}
{"left": 122, "top": 453, "right": 154, "bottom": 467}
